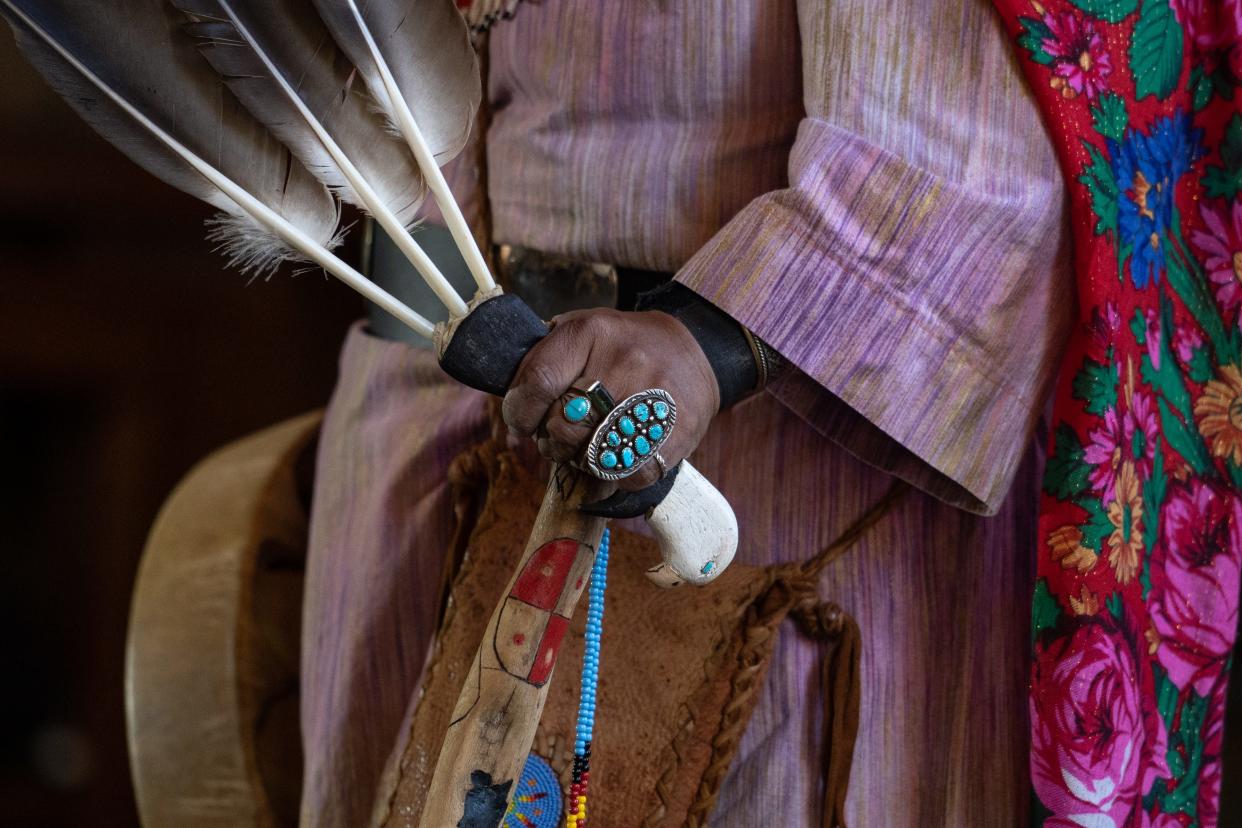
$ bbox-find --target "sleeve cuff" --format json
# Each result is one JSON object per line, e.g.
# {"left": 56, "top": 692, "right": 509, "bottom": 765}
{"left": 676, "top": 118, "right": 1070, "bottom": 514}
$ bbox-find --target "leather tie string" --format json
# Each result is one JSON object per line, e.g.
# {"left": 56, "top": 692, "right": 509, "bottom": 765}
{"left": 790, "top": 594, "right": 861, "bottom": 828}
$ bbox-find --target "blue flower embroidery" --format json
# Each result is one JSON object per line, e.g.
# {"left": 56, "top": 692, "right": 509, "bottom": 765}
{"left": 1111, "top": 112, "right": 1204, "bottom": 288}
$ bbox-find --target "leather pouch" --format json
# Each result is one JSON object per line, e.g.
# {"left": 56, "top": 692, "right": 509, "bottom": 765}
{"left": 376, "top": 440, "right": 901, "bottom": 827}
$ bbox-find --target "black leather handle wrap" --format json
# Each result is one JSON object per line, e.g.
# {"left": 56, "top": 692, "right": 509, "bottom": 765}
{"left": 437, "top": 293, "right": 549, "bottom": 397}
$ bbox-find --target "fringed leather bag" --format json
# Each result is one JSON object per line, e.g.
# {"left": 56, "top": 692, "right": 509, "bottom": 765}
{"left": 375, "top": 439, "right": 904, "bottom": 827}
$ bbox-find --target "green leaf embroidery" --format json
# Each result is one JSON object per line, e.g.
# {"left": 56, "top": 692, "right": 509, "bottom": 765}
{"left": 1165, "top": 737, "right": 1187, "bottom": 781}
{"left": 1158, "top": 396, "right": 1212, "bottom": 476}
{"left": 1080, "top": 140, "right": 1119, "bottom": 237}
{"left": 1031, "top": 579, "right": 1062, "bottom": 646}
{"left": 1204, "top": 114, "right": 1242, "bottom": 200}
{"left": 1192, "top": 62, "right": 1238, "bottom": 113}
{"left": 1165, "top": 239, "right": 1239, "bottom": 366}
{"left": 1142, "top": 778, "right": 1169, "bottom": 814}
{"left": 1140, "top": 562, "right": 1154, "bottom": 601}
{"left": 1078, "top": 496, "right": 1114, "bottom": 551}
{"left": 1138, "top": 294, "right": 1215, "bottom": 473}
{"left": 1129, "top": 0, "right": 1184, "bottom": 101}
{"left": 1131, "top": 308, "right": 1147, "bottom": 344}
{"left": 1154, "top": 665, "right": 1179, "bottom": 731}
{"left": 1017, "top": 16, "right": 1055, "bottom": 65}
{"left": 1073, "top": 355, "right": 1118, "bottom": 415}
{"left": 1045, "top": 424, "right": 1093, "bottom": 500}
{"left": 1141, "top": 438, "right": 1166, "bottom": 599}
{"left": 1071, "top": 0, "right": 1139, "bottom": 22}
{"left": 1105, "top": 591, "right": 1125, "bottom": 622}
{"left": 1142, "top": 436, "right": 1167, "bottom": 552}
{"left": 1141, "top": 352, "right": 1191, "bottom": 432}
{"left": 1210, "top": 61, "right": 1238, "bottom": 101}
{"left": 1163, "top": 689, "right": 1210, "bottom": 815}
{"left": 1190, "top": 66, "right": 1211, "bottom": 111}
{"left": 1189, "top": 346, "right": 1213, "bottom": 384}
{"left": 1090, "top": 93, "right": 1129, "bottom": 141}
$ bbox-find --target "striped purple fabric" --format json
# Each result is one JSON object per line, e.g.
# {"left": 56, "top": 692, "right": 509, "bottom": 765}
{"left": 301, "top": 0, "right": 1071, "bottom": 824}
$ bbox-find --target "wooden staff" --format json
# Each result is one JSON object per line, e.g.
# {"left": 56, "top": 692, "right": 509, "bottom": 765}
{"left": 419, "top": 464, "right": 608, "bottom": 826}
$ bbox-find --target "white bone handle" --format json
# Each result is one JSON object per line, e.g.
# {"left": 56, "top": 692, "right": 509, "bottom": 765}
{"left": 643, "top": 460, "right": 738, "bottom": 588}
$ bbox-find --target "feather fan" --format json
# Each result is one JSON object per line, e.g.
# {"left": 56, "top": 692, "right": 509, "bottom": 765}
{"left": 0, "top": 0, "right": 435, "bottom": 335}
{"left": 169, "top": 0, "right": 469, "bottom": 314}
{"left": 0, "top": 0, "right": 340, "bottom": 277}
{"left": 313, "top": 0, "right": 494, "bottom": 292}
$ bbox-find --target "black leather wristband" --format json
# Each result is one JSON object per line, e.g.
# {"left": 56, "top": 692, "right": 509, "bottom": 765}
{"left": 636, "top": 281, "right": 758, "bottom": 409}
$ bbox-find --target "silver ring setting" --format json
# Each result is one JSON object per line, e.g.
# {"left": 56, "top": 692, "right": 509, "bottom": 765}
{"left": 562, "top": 380, "right": 617, "bottom": 426}
{"left": 582, "top": 388, "right": 676, "bottom": 480}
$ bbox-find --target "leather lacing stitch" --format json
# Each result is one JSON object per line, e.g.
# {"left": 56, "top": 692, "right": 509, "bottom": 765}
{"left": 681, "top": 480, "right": 909, "bottom": 828}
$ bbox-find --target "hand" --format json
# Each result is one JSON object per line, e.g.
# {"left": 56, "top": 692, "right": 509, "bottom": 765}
{"left": 502, "top": 307, "right": 720, "bottom": 490}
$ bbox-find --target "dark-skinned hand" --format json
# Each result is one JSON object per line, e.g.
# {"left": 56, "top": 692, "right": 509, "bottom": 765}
{"left": 502, "top": 307, "right": 720, "bottom": 491}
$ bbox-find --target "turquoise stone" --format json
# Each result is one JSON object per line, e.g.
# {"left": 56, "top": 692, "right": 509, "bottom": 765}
{"left": 701, "top": 561, "right": 715, "bottom": 575}
{"left": 619, "top": 416, "right": 636, "bottom": 436}
{"left": 634, "top": 436, "right": 651, "bottom": 455}
{"left": 606, "top": 430, "right": 621, "bottom": 447}
{"left": 600, "top": 450, "right": 618, "bottom": 469}
{"left": 633, "top": 402, "right": 650, "bottom": 422}
{"left": 563, "top": 396, "right": 591, "bottom": 423}
{"left": 648, "top": 424, "right": 664, "bottom": 441}
{"left": 621, "top": 447, "right": 635, "bottom": 468}
{"left": 653, "top": 401, "right": 669, "bottom": 420}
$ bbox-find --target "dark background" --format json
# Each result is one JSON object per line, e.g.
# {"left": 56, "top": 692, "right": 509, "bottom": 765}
{"left": 0, "top": 34, "right": 360, "bottom": 827}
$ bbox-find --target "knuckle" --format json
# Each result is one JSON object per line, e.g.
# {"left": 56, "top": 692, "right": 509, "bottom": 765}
{"left": 502, "top": 390, "right": 540, "bottom": 435}
{"left": 622, "top": 347, "right": 652, "bottom": 373}
{"left": 554, "top": 315, "right": 591, "bottom": 341}
{"left": 545, "top": 417, "right": 583, "bottom": 446}
{"left": 537, "top": 438, "right": 572, "bottom": 463}
{"left": 527, "top": 362, "right": 562, "bottom": 401}
{"left": 500, "top": 392, "right": 527, "bottom": 431}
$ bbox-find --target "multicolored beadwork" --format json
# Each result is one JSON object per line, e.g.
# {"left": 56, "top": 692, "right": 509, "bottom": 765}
{"left": 565, "top": 528, "right": 609, "bottom": 828}
{"left": 505, "top": 753, "right": 561, "bottom": 828}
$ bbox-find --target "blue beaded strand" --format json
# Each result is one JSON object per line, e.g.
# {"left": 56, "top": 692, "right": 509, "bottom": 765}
{"left": 565, "top": 528, "right": 609, "bottom": 828}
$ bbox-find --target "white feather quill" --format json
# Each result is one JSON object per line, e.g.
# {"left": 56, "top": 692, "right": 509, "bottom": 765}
{"left": 313, "top": 0, "right": 495, "bottom": 293}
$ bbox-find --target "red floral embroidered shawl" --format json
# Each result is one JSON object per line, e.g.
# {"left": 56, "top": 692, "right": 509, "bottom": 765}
{"left": 992, "top": 0, "right": 1242, "bottom": 823}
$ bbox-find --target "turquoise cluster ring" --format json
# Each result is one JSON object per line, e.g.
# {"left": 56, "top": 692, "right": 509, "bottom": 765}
{"left": 582, "top": 388, "right": 676, "bottom": 481}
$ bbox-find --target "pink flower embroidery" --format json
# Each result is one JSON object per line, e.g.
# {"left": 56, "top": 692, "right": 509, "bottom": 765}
{"left": 1125, "top": 391, "right": 1159, "bottom": 481}
{"left": 1089, "top": 301, "right": 1121, "bottom": 352}
{"left": 1031, "top": 619, "right": 1169, "bottom": 825}
{"left": 1144, "top": 308, "right": 1163, "bottom": 371}
{"left": 1175, "top": 325, "right": 1205, "bottom": 366}
{"left": 1150, "top": 480, "right": 1242, "bottom": 695}
{"left": 1191, "top": 200, "right": 1242, "bottom": 325}
{"left": 1085, "top": 407, "right": 1126, "bottom": 500}
{"left": 1172, "top": 0, "right": 1242, "bottom": 77}
{"left": 1041, "top": 11, "right": 1113, "bottom": 100}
